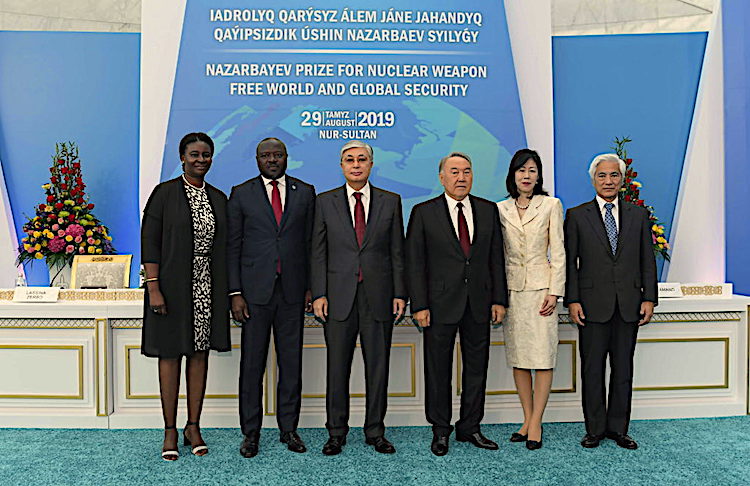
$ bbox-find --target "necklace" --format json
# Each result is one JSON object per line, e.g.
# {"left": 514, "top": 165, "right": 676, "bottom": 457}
{"left": 515, "top": 197, "right": 532, "bottom": 210}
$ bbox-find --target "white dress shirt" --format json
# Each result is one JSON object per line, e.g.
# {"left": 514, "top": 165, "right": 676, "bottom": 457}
{"left": 444, "top": 193, "right": 474, "bottom": 242}
{"left": 346, "top": 182, "right": 371, "bottom": 224}
{"left": 595, "top": 195, "right": 619, "bottom": 231}
{"left": 261, "top": 175, "right": 286, "bottom": 211}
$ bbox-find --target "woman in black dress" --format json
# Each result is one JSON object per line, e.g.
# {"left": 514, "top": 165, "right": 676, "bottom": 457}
{"left": 141, "top": 132, "right": 230, "bottom": 460}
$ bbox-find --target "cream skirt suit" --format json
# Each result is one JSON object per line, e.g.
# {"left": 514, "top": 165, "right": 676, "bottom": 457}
{"left": 497, "top": 196, "right": 565, "bottom": 369}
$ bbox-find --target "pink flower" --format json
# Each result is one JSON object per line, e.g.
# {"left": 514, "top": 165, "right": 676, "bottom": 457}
{"left": 57, "top": 230, "right": 66, "bottom": 237}
{"left": 66, "top": 224, "right": 85, "bottom": 238}
{"left": 78, "top": 247, "right": 85, "bottom": 254}
{"left": 65, "top": 245, "right": 75, "bottom": 253}
{"left": 48, "top": 237, "right": 66, "bottom": 253}
{"left": 87, "top": 237, "right": 95, "bottom": 245}
{"left": 74, "top": 236, "right": 82, "bottom": 243}
{"left": 52, "top": 224, "right": 59, "bottom": 231}
{"left": 57, "top": 218, "right": 65, "bottom": 224}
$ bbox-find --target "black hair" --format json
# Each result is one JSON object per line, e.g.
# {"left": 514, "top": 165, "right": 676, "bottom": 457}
{"left": 256, "top": 137, "right": 287, "bottom": 155}
{"left": 505, "top": 149, "right": 549, "bottom": 199}
{"left": 178, "top": 132, "right": 214, "bottom": 157}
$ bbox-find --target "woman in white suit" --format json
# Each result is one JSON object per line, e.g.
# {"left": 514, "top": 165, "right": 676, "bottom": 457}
{"left": 497, "top": 149, "right": 565, "bottom": 450}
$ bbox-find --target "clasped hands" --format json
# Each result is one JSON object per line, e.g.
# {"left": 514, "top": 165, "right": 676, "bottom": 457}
{"left": 412, "top": 304, "right": 506, "bottom": 328}
{"left": 568, "top": 301, "right": 654, "bottom": 326}
{"left": 231, "top": 291, "right": 314, "bottom": 323}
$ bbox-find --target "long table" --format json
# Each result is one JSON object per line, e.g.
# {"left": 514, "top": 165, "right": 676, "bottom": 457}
{"left": 0, "top": 289, "right": 747, "bottom": 428}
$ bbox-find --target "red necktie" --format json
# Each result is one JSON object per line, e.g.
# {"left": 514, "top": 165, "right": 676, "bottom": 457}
{"left": 271, "top": 180, "right": 283, "bottom": 273}
{"left": 353, "top": 192, "right": 365, "bottom": 281}
{"left": 457, "top": 201, "right": 470, "bottom": 258}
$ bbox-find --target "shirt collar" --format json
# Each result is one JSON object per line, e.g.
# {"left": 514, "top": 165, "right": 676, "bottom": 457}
{"left": 346, "top": 181, "right": 370, "bottom": 200}
{"left": 596, "top": 195, "right": 619, "bottom": 212}
{"left": 444, "top": 192, "right": 469, "bottom": 211}
{"left": 261, "top": 174, "right": 286, "bottom": 188}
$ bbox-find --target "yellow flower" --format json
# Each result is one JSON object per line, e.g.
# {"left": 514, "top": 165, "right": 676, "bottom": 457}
{"left": 34, "top": 243, "right": 41, "bottom": 251}
{"left": 652, "top": 224, "right": 658, "bottom": 233}
{"left": 33, "top": 231, "right": 41, "bottom": 238}
{"left": 45, "top": 205, "right": 53, "bottom": 212}
{"left": 65, "top": 235, "right": 73, "bottom": 242}
{"left": 87, "top": 246, "right": 95, "bottom": 254}
{"left": 106, "top": 235, "right": 112, "bottom": 241}
{"left": 41, "top": 241, "right": 48, "bottom": 247}
{"left": 41, "top": 183, "right": 51, "bottom": 190}
{"left": 86, "top": 230, "right": 93, "bottom": 237}
{"left": 23, "top": 244, "right": 31, "bottom": 251}
{"left": 94, "top": 239, "right": 101, "bottom": 245}
{"left": 64, "top": 200, "right": 74, "bottom": 206}
{"left": 656, "top": 236, "right": 667, "bottom": 244}
{"left": 95, "top": 248, "right": 102, "bottom": 254}
{"left": 34, "top": 252, "right": 44, "bottom": 259}
{"left": 632, "top": 181, "right": 642, "bottom": 187}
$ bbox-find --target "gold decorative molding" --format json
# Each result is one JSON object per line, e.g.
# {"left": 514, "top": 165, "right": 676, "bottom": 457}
{"left": 0, "top": 344, "right": 84, "bottom": 399}
{"left": 300, "top": 342, "right": 417, "bottom": 399}
{"left": 0, "top": 288, "right": 143, "bottom": 302}
{"left": 124, "top": 344, "right": 240, "bottom": 399}
{"left": 680, "top": 285, "right": 725, "bottom": 297}
{"left": 0, "top": 318, "right": 95, "bottom": 329}
{"left": 558, "top": 311, "right": 741, "bottom": 324}
{"left": 634, "top": 337, "right": 730, "bottom": 391}
{"left": 457, "top": 340, "right": 577, "bottom": 396}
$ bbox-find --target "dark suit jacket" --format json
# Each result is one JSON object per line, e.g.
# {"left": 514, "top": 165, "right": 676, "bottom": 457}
{"left": 563, "top": 198, "right": 658, "bottom": 323}
{"left": 227, "top": 175, "right": 315, "bottom": 305}
{"left": 406, "top": 194, "right": 508, "bottom": 324}
{"left": 141, "top": 177, "right": 230, "bottom": 357}
{"left": 311, "top": 184, "right": 406, "bottom": 322}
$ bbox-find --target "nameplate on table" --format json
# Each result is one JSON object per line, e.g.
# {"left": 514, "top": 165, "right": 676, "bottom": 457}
{"left": 12, "top": 287, "right": 60, "bottom": 302}
{"left": 658, "top": 283, "right": 683, "bottom": 298}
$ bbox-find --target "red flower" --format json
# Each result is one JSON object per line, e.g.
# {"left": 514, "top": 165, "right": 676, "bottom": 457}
{"left": 75, "top": 177, "right": 83, "bottom": 184}
{"left": 46, "top": 195, "right": 54, "bottom": 203}
{"left": 50, "top": 176, "right": 58, "bottom": 184}
{"left": 68, "top": 214, "right": 76, "bottom": 221}
{"left": 54, "top": 203, "right": 64, "bottom": 210}
{"left": 87, "top": 203, "right": 95, "bottom": 210}
{"left": 76, "top": 197, "right": 85, "bottom": 204}
{"left": 49, "top": 167, "right": 55, "bottom": 173}
{"left": 60, "top": 184, "right": 68, "bottom": 191}
{"left": 61, "top": 167, "right": 68, "bottom": 174}
{"left": 632, "top": 171, "right": 638, "bottom": 177}
{"left": 38, "top": 204, "right": 46, "bottom": 211}
{"left": 73, "top": 162, "right": 81, "bottom": 169}
{"left": 57, "top": 159, "right": 65, "bottom": 165}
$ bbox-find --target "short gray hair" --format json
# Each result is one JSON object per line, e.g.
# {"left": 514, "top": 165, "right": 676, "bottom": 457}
{"left": 439, "top": 152, "right": 472, "bottom": 173}
{"left": 588, "top": 153, "right": 626, "bottom": 182}
{"left": 340, "top": 140, "right": 373, "bottom": 161}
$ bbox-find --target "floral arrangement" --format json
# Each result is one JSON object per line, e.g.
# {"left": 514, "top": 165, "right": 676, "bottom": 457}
{"left": 612, "top": 136, "right": 670, "bottom": 261}
{"left": 16, "top": 142, "right": 115, "bottom": 270}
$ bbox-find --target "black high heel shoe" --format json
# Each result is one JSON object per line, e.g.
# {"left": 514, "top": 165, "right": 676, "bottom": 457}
{"left": 161, "top": 425, "right": 179, "bottom": 461}
{"left": 510, "top": 432, "right": 528, "bottom": 443}
{"left": 183, "top": 421, "right": 208, "bottom": 456}
{"left": 526, "top": 426, "right": 543, "bottom": 450}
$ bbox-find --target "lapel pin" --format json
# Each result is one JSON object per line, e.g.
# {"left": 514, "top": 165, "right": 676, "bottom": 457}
{"left": 291, "top": 184, "right": 297, "bottom": 190}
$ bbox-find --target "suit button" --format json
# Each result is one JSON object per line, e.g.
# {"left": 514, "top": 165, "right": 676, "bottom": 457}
{"left": 464, "top": 278, "right": 468, "bottom": 284}
{"left": 465, "top": 260, "right": 470, "bottom": 265}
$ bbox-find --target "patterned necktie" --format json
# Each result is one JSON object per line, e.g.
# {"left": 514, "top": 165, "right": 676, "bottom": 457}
{"left": 271, "top": 180, "right": 282, "bottom": 273}
{"left": 604, "top": 202, "right": 618, "bottom": 255}
{"left": 353, "top": 192, "right": 365, "bottom": 281}
{"left": 457, "top": 202, "right": 471, "bottom": 258}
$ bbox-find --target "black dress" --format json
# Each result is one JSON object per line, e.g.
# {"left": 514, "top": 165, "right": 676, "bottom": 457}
{"left": 140, "top": 176, "right": 230, "bottom": 358}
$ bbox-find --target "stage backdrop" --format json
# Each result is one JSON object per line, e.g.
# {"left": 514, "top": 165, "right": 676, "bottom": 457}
{"left": 141, "top": 0, "right": 531, "bottom": 222}
{"left": 0, "top": 32, "right": 140, "bottom": 287}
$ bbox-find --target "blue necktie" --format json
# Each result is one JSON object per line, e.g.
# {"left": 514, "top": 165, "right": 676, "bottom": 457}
{"left": 604, "top": 202, "right": 618, "bottom": 255}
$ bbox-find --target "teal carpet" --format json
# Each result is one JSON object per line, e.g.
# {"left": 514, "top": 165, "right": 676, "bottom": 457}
{"left": 1, "top": 417, "right": 749, "bottom": 485}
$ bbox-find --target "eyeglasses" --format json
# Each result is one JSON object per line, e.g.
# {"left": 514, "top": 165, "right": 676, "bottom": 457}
{"left": 258, "top": 152, "right": 286, "bottom": 160}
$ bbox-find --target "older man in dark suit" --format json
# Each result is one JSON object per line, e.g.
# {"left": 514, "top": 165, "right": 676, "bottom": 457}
{"left": 406, "top": 152, "right": 508, "bottom": 456}
{"left": 564, "top": 153, "right": 657, "bottom": 450}
{"left": 311, "top": 140, "right": 406, "bottom": 455}
{"left": 227, "top": 137, "right": 316, "bottom": 458}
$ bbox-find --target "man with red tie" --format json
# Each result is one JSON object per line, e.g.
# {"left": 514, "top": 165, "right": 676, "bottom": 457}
{"left": 311, "top": 140, "right": 406, "bottom": 455}
{"left": 406, "top": 152, "right": 508, "bottom": 456}
{"left": 227, "top": 138, "right": 316, "bottom": 458}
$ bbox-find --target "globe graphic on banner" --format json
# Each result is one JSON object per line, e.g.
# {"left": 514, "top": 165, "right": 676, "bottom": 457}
{"left": 165, "top": 96, "right": 513, "bottom": 218}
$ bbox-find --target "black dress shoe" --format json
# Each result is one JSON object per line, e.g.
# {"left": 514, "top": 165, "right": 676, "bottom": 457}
{"left": 365, "top": 436, "right": 396, "bottom": 454}
{"left": 280, "top": 431, "right": 307, "bottom": 453}
{"left": 240, "top": 434, "right": 259, "bottom": 458}
{"left": 606, "top": 432, "right": 638, "bottom": 450}
{"left": 455, "top": 432, "right": 499, "bottom": 450}
{"left": 431, "top": 435, "right": 449, "bottom": 456}
{"left": 510, "top": 432, "right": 528, "bottom": 443}
{"left": 525, "top": 427, "right": 543, "bottom": 450}
{"left": 580, "top": 433, "right": 603, "bottom": 448}
{"left": 322, "top": 436, "right": 346, "bottom": 456}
